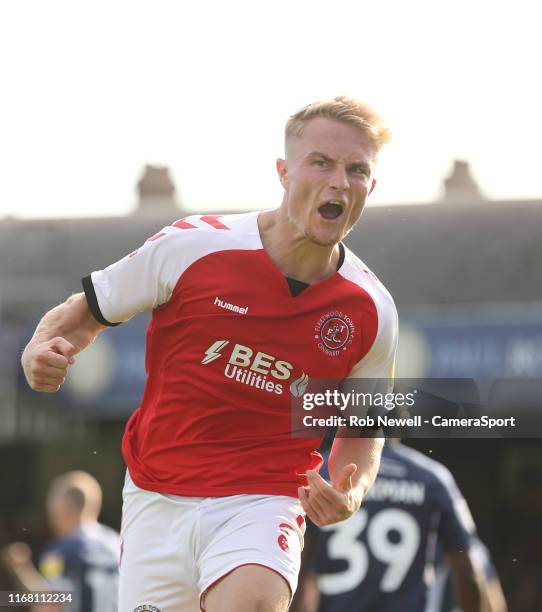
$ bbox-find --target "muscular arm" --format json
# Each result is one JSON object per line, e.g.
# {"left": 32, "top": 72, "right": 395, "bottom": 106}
{"left": 482, "top": 576, "right": 508, "bottom": 612}
{"left": 21, "top": 293, "right": 107, "bottom": 392}
{"left": 328, "top": 436, "right": 384, "bottom": 500}
{"left": 447, "top": 550, "right": 484, "bottom": 612}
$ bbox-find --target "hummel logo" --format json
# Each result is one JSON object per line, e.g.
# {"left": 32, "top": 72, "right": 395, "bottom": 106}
{"left": 214, "top": 296, "right": 248, "bottom": 315}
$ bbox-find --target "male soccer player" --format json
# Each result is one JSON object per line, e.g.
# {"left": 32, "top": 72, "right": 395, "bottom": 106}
{"left": 297, "top": 442, "right": 488, "bottom": 612}
{"left": 21, "top": 96, "right": 398, "bottom": 612}
{"left": 2, "top": 471, "right": 120, "bottom": 612}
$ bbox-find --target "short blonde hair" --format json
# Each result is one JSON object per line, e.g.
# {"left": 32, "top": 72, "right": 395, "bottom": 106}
{"left": 285, "top": 95, "right": 391, "bottom": 153}
{"left": 48, "top": 471, "right": 103, "bottom": 521}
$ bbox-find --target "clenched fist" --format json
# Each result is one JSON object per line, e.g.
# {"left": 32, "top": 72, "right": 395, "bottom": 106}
{"left": 21, "top": 336, "right": 77, "bottom": 393}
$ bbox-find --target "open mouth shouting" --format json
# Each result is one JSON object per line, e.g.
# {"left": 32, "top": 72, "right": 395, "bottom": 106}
{"left": 318, "top": 200, "right": 345, "bottom": 220}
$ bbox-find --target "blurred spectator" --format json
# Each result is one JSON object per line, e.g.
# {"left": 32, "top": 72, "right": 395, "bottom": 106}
{"left": 2, "top": 471, "right": 120, "bottom": 612}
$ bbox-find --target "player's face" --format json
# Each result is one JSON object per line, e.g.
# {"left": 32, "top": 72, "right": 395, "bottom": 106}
{"left": 278, "top": 117, "right": 377, "bottom": 247}
{"left": 46, "top": 494, "right": 72, "bottom": 536}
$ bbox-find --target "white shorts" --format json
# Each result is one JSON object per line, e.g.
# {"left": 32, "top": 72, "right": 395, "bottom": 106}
{"left": 119, "top": 472, "right": 305, "bottom": 612}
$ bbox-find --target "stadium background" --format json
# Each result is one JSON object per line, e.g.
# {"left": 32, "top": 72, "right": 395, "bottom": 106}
{"left": 1, "top": 163, "right": 541, "bottom": 610}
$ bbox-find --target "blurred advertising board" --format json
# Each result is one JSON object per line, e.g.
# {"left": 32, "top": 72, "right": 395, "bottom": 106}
{"left": 12, "top": 306, "right": 542, "bottom": 417}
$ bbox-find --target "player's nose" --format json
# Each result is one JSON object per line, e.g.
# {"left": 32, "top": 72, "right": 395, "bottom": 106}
{"left": 329, "top": 164, "right": 350, "bottom": 191}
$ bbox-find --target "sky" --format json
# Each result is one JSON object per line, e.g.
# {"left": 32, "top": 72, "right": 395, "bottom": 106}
{"left": 1, "top": 0, "right": 541, "bottom": 219}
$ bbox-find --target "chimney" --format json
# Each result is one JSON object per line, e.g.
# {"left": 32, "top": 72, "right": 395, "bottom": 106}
{"left": 135, "top": 165, "right": 182, "bottom": 216}
{"left": 441, "top": 160, "right": 485, "bottom": 203}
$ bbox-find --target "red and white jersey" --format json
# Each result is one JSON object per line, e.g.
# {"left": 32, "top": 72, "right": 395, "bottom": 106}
{"left": 82, "top": 211, "right": 398, "bottom": 498}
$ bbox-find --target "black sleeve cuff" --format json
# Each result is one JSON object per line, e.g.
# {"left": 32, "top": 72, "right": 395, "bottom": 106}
{"left": 81, "top": 275, "right": 121, "bottom": 327}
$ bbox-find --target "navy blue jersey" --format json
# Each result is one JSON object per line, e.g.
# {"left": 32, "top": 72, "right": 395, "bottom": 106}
{"left": 312, "top": 443, "right": 475, "bottom": 612}
{"left": 39, "top": 521, "right": 120, "bottom": 612}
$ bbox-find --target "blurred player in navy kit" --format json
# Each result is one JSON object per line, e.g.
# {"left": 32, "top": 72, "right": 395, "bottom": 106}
{"left": 2, "top": 471, "right": 120, "bottom": 612}
{"left": 296, "top": 442, "right": 494, "bottom": 612}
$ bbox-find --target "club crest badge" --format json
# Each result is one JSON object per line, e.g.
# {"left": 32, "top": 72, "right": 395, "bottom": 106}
{"left": 315, "top": 311, "right": 355, "bottom": 356}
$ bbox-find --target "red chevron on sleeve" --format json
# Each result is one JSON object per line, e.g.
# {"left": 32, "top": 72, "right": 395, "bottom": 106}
{"left": 200, "top": 215, "right": 230, "bottom": 230}
{"left": 173, "top": 218, "right": 198, "bottom": 229}
{"left": 172, "top": 216, "right": 230, "bottom": 230}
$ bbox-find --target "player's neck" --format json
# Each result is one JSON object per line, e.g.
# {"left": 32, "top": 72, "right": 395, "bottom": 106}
{"left": 53, "top": 518, "right": 81, "bottom": 537}
{"left": 258, "top": 209, "right": 340, "bottom": 284}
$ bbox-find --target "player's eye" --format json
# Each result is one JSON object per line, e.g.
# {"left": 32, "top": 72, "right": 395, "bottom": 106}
{"left": 350, "top": 165, "right": 369, "bottom": 176}
{"left": 315, "top": 159, "right": 330, "bottom": 167}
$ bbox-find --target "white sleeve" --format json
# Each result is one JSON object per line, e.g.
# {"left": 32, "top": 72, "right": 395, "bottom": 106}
{"left": 347, "top": 294, "right": 398, "bottom": 383}
{"left": 82, "top": 225, "right": 186, "bottom": 325}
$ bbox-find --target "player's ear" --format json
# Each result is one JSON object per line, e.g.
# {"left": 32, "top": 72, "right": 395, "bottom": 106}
{"left": 368, "top": 178, "right": 376, "bottom": 196}
{"left": 276, "top": 158, "right": 289, "bottom": 189}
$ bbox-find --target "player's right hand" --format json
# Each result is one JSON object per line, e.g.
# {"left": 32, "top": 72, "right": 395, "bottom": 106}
{"left": 21, "top": 336, "right": 76, "bottom": 393}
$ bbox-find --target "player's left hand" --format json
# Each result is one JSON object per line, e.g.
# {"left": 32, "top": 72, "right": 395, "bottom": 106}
{"left": 298, "top": 463, "right": 362, "bottom": 526}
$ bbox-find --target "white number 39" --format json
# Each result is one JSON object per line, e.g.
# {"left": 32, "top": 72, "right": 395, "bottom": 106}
{"left": 318, "top": 508, "right": 421, "bottom": 595}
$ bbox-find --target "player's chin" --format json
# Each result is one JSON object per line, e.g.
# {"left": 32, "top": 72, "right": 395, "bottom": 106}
{"left": 306, "top": 224, "right": 345, "bottom": 247}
